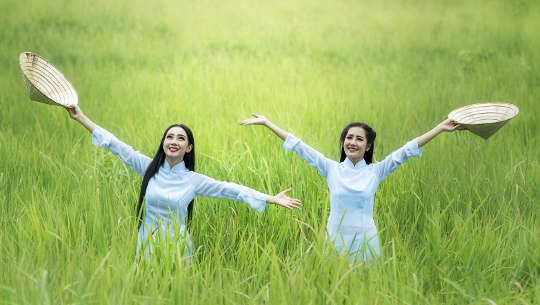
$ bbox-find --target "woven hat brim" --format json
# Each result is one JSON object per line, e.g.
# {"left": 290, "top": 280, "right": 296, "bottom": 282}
{"left": 448, "top": 103, "right": 519, "bottom": 139}
{"left": 19, "top": 52, "right": 78, "bottom": 107}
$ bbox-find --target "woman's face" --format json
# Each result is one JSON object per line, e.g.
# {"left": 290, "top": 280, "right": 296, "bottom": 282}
{"left": 343, "top": 126, "right": 371, "bottom": 164}
{"left": 163, "top": 126, "right": 192, "bottom": 162}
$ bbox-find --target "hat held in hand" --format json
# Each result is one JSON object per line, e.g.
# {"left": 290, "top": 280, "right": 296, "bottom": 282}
{"left": 448, "top": 103, "right": 519, "bottom": 139}
{"left": 19, "top": 52, "right": 78, "bottom": 107}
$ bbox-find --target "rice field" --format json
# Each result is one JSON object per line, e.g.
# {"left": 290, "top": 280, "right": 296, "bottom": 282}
{"left": 0, "top": 0, "right": 539, "bottom": 304}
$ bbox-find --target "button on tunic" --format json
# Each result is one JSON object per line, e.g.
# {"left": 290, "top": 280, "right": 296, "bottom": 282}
{"left": 92, "top": 126, "right": 269, "bottom": 257}
{"left": 283, "top": 134, "right": 422, "bottom": 262}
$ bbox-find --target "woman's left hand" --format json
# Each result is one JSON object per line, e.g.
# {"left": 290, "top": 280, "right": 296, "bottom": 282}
{"left": 418, "top": 118, "right": 465, "bottom": 147}
{"left": 268, "top": 188, "right": 302, "bottom": 209}
{"left": 437, "top": 119, "right": 464, "bottom": 132}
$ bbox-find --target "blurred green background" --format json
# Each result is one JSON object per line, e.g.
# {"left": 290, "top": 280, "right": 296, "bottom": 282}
{"left": 1, "top": 0, "right": 538, "bottom": 304}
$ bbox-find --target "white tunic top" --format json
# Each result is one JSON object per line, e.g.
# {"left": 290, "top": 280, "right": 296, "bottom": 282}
{"left": 92, "top": 126, "right": 269, "bottom": 257}
{"left": 283, "top": 134, "right": 422, "bottom": 262}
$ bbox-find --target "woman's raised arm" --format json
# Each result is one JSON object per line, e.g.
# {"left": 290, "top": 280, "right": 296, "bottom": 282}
{"left": 65, "top": 104, "right": 96, "bottom": 133}
{"left": 65, "top": 104, "right": 151, "bottom": 176}
{"left": 239, "top": 113, "right": 289, "bottom": 140}
{"left": 239, "top": 113, "right": 335, "bottom": 178}
{"left": 373, "top": 118, "right": 463, "bottom": 180}
{"left": 416, "top": 118, "right": 463, "bottom": 147}
{"left": 192, "top": 172, "right": 302, "bottom": 212}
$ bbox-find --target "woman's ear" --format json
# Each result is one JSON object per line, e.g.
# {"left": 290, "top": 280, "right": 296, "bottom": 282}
{"left": 366, "top": 144, "right": 372, "bottom": 151}
{"left": 186, "top": 144, "right": 193, "bottom": 153}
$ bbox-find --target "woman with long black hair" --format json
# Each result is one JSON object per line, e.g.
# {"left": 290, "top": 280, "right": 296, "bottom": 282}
{"left": 239, "top": 113, "right": 462, "bottom": 263}
{"left": 65, "top": 105, "right": 301, "bottom": 258}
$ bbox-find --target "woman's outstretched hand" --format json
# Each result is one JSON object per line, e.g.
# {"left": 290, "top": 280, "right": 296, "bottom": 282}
{"left": 238, "top": 113, "right": 289, "bottom": 140}
{"left": 417, "top": 118, "right": 464, "bottom": 147}
{"left": 65, "top": 104, "right": 84, "bottom": 121}
{"left": 437, "top": 118, "right": 464, "bottom": 132}
{"left": 238, "top": 113, "right": 269, "bottom": 126}
{"left": 64, "top": 104, "right": 96, "bottom": 133}
{"left": 268, "top": 188, "right": 302, "bottom": 210}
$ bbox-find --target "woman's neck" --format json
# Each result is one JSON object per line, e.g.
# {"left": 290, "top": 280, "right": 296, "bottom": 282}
{"left": 347, "top": 156, "right": 362, "bottom": 165}
{"left": 165, "top": 156, "right": 183, "bottom": 168}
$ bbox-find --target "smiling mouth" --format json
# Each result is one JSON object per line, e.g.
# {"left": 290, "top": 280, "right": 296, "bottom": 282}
{"left": 169, "top": 147, "right": 179, "bottom": 152}
{"left": 347, "top": 147, "right": 358, "bottom": 152}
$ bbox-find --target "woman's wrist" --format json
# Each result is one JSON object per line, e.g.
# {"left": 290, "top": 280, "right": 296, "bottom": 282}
{"left": 79, "top": 115, "right": 96, "bottom": 133}
{"left": 76, "top": 114, "right": 88, "bottom": 124}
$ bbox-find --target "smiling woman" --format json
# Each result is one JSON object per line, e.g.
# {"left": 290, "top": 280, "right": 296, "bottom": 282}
{"left": 340, "top": 122, "right": 377, "bottom": 165}
{"left": 63, "top": 105, "right": 301, "bottom": 260}
{"left": 239, "top": 113, "right": 463, "bottom": 263}
{"left": 163, "top": 127, "right": 192, "bottom": 161}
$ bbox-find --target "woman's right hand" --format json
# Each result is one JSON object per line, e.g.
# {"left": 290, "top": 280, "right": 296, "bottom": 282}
{"left": 65, "top": 104, "right": 84, "bottom": 121}
{"left": 238, "top": 113, "right": 269, "bottom": 126}
{"left": 64, "top": 104, "right": 96, "bottom": 133}
{"left": 239, "top": 113, "right": 289, "bottom": 140}
{"left": 268, "top": 188, "right": 302, "bottom": 210}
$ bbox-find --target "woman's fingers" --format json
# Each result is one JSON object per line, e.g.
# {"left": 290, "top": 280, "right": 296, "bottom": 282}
{"left": 238, "top": 113, "right": 267, "bottom": 125}
{"left": 448, "top": 120, "right": 465, "bottom": 131}
{"left": 272, "top": 188, "right": 301, "bottom": 209}
{"left": 280, "top": 197, "right": 302, "bottom": 209}
{"left": 65, "top": 105, "right": 75, "bottom": 116}
{"left": 289, "top": 199, "right": 302, "bottom": 208}
{"left": 64, "top": 104, "right": 85, "bottom": 121}
{"left": 284, "top": 202, "right": 299, "bottom": 209}
{"left": 238, "top": 117, "right": 259, "bottom": 125}
{"left": 288, "top": 197, "right": 301, "bottom": 204}
{"left": 440, "top": 119, "right": 464, "bottom": 132}
{"left": 450, "top": 120, "right": 466, "bottom": 130}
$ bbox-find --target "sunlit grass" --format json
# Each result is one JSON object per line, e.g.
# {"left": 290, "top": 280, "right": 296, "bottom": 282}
{"left": 1, "top": 0, "right": 538, "bottom": 304}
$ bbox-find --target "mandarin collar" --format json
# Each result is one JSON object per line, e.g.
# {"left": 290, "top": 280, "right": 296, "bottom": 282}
{"left": 163, "top": 160, "right": 188, "bottom": 173}
{"left": 342, "top": 157, "right": 367, "bottom": 169}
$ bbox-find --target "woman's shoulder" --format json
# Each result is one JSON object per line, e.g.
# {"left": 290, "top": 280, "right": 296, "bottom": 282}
{"left": 186, "top": 171, "right": 209, "bottom": 181}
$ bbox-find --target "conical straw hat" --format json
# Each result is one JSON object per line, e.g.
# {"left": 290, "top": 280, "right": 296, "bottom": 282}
{"left": 19, "top": 52, "right": 78, "bottom": 107}
{"left": 448, "top": 103, "right": 519, "bottom": 139}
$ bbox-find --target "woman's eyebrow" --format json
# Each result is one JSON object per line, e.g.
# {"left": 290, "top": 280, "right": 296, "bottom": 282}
{"left": 167, "top": 133, "right": 186, "bottom": 137}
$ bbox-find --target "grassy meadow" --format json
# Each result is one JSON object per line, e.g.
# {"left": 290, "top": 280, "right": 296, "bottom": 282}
{"left": 1, "top": 0, "right": 539, "bottom": 304}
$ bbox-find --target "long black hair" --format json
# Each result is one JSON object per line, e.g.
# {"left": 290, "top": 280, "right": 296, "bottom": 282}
{"left": 136, "top": 124, "right": 196, "bottom": 230}
{"left": 339, "top": 122, "right": 376, "bottom": 164}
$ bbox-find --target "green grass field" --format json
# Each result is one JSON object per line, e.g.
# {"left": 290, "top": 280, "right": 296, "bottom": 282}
{"left": 1, "top": 0, "right": 539, "bottom": 304}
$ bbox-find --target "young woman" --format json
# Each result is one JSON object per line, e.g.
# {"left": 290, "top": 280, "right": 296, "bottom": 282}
{"left": 239, "top": 114, "right": 462, "bottom": 263}
{"left": 65, "top": 105, "right": 301, "bottom": 259}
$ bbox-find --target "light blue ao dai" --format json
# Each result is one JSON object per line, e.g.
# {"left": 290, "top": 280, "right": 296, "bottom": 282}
{"left": 283, "top": 134, "right": 422, "bottom": 262}
{"left": 92, "top": 126, "right": 269, "bottom": 258}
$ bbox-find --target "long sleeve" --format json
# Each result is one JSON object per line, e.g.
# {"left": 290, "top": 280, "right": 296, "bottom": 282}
{"left": 283, "top": 134, "right": 335, "bottom": 178}
{"left": 92, "top": 126, "right": 152, "bottom": 176}
{"left": 373, "top": 138, "right": 422, "bottom": 181}
{"left": 192, "top": 173, "right": 269, "bottom": 213}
